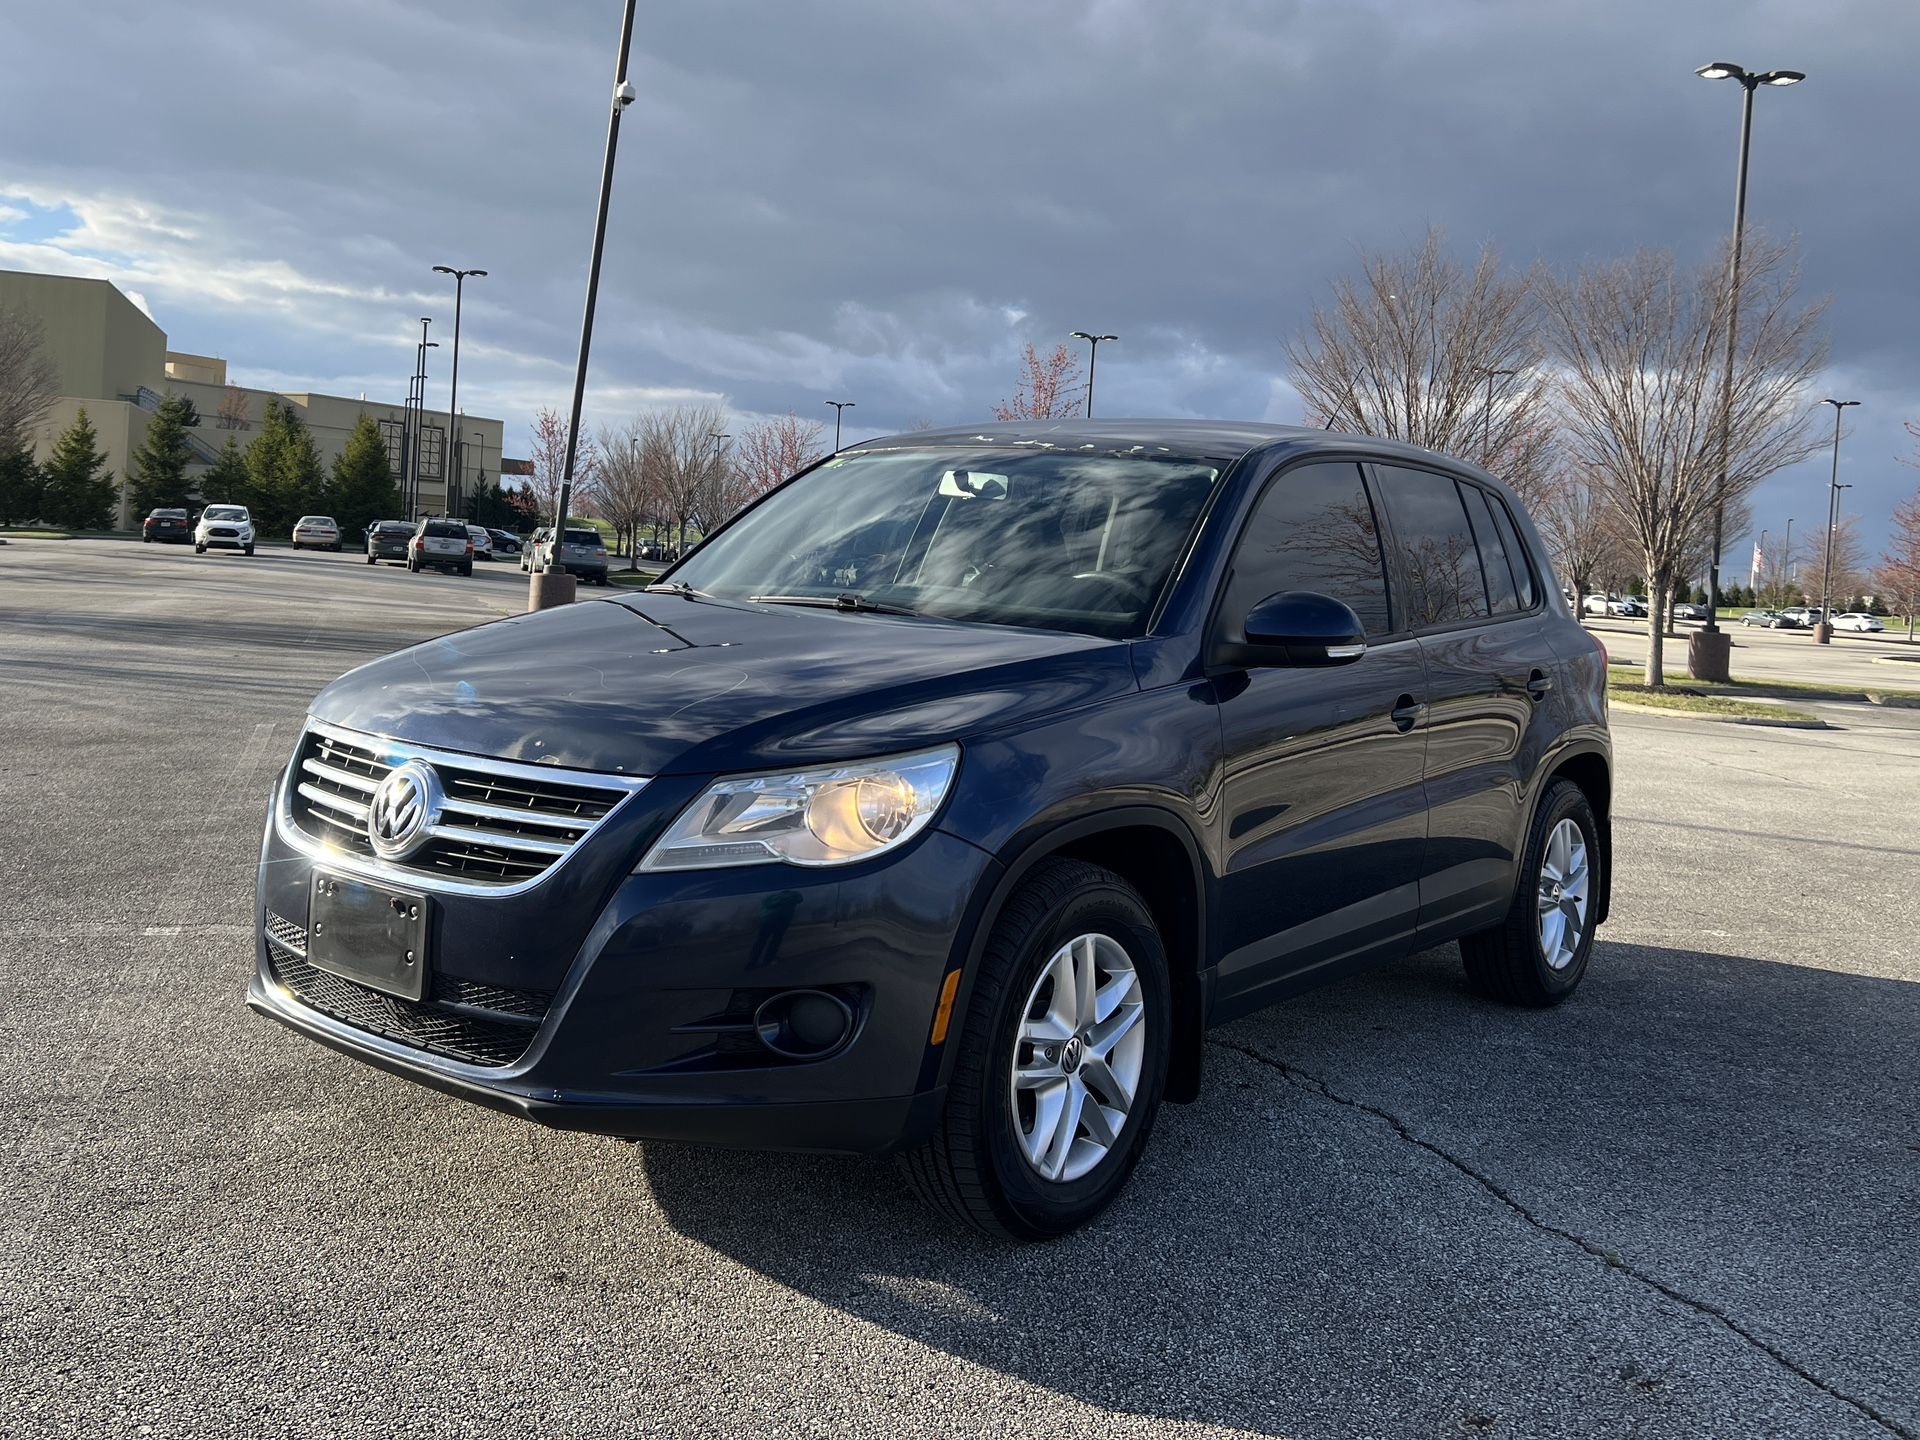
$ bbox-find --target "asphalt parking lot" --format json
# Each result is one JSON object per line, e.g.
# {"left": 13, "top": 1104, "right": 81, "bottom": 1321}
{"left": 3, "top": 538, "right": 1918, "bottom": 1439}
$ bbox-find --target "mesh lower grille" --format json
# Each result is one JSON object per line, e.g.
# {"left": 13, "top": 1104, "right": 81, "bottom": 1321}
{"left": 264, "top": 910, "right": 550, "bottom": 1068}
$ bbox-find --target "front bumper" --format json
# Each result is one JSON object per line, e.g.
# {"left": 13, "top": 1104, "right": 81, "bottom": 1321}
{"left": 250, "top": 763, "right": 997, "bottom": 1154}
{"left": 201, "top": 533, "right": 252, "bottom": 549}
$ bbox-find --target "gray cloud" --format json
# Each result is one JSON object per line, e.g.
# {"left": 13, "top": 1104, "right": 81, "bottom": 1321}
{"left": 5, "top": 0, "right": 1917, "bottom": 549}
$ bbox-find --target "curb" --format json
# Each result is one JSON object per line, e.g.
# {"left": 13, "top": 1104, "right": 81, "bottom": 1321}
{"left": 1608, "top": 699, "right": 1829, "bottom": 730}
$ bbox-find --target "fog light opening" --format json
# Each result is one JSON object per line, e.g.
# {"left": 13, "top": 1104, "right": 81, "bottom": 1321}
{"left": 753, "top": 990, "right": 856, "bottom": 1061}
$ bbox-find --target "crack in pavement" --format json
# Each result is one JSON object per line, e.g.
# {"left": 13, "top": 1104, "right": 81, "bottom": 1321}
{"left": 1209, "top": 1037, "right": 1916, "bottom": 1440}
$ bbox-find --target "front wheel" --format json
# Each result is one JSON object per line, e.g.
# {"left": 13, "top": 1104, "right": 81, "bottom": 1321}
{"left": 1460, "top": 779, "right": 1601, "bottom": 1006}
{"left": 195, "top": 543, "right": 206, "bottom": 554}
{"left": 900, "top": 858, "right": 1170, "bottom": 1241}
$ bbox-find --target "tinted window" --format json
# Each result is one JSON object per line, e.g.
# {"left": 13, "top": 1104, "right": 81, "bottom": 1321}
{"left": 1460, "top": 484, "right": 1520, "bottom": 615}
{"left": 1220, "top": 462, "right": 1392, "bottom": 638}
{"left": 564, "top": 529, "right": 603, "bottom": 546}
{"left": 424, "top": 521, "right": 466, "bottom": 538}
{"left": 1372, "top": 465, "right": 1489, "bottom": 628}
{"left": 669, "top": 447, "right": 1223, "bottom": 640}
{"left": 1483, "top": 491, "right": 1537, "bottom": 608}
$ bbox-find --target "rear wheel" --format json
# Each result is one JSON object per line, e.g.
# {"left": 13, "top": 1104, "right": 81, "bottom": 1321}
{"left": 460, "top": 563, "right": 473, "bottom": 576}
{"left": 900, "top": 858, "right": 1169, "bottom": 1240}
{"left": 195, "top": 543, "right": 205, "bottom": 554}
{"left": 1461, "top": 779, "right": 1600, "bottom": 1006}
{"left": 365, "top": 554, "right": 376, "bottom": 565}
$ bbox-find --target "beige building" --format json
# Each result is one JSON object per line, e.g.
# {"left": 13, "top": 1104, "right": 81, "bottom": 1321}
{"left": 1, "top": 268, "right": 503, "bottom": 529}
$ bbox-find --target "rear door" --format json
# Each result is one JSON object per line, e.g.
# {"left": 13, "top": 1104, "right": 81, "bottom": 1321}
{"left": 1369, "top": 464, "right": 1562, "bottom": 942}
{"left": 1209, "top": 460, "right": 1429, "bottom": 1018}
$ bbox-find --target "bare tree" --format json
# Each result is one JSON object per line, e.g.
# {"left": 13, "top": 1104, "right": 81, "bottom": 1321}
{"left": 595, "top": 419, "right": 657, "bottom": 568}
{"left": 1815, "top": 513, "right": 1869, "bottom": 611}
{"left": 1285, "top": 227, "right": 1558, "bottom": 506}
{"left": 1875, "top": 484, "right": 1920, "bottom": 641}
{"left": 720, "top": 413, "right": 826, "bottom": 521}
{"left": 526, "top": 407, "right": 599, "bottom": 526}
{"left": 638, "top": 403, "right": 731, "bottom": 550}
{"left": 994, "top": 344, "right": 1083, "bottom": 421}
{"left": 215, "top": 386, "right": 253, "bottom": 431}
{"left": 1533, "top": 466, "right": 1622, "bottom": 614}
{"left": 1540, "top": 238, "right": 1828, "bottom": 686}
{"left": 0, "top": 301, "right": 58, "bottom": 453}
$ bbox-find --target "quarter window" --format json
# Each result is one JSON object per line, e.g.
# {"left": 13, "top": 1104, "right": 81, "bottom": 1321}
{"left": 1372, "top": 465, "right": 1490, "bottom": 628}
{"left": 1461, "top": 483, "right": 1521, "bottom": 615}
{"left": 1483, "top": 491, "right": 1537, "bottom": 609}
{"left": 1220, "top": 462, "right": 1393, "bottom": 638}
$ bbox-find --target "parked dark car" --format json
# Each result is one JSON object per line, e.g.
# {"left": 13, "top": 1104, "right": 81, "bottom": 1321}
{"left": 143, "top": 508, "right": 191, "bottom": 543}
{"left": 251, "top": 421, "right": 1611, "bottom": 1240}
{"left": 487, "top": 529, "right": 523, "bottom": 557}
{"left": 365, "top": 521, "right": 413, "bottom": 566}
{"left": 1742, "top": 609, "right": 1800, "bottom": 629}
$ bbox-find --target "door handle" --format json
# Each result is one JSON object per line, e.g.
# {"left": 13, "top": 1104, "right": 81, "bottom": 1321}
{"left": 1526, "top": 670, "right": 1554, "bottom": 703}
{"left": 1389, "top": 695, "right": 1425, "bottom": 733}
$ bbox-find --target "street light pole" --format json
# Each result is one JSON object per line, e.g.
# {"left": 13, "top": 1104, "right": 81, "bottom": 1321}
{"left": 826, "top": 401, "right": 854, "bottom": 451}
{"left": 1817, "top": 398, "right": 1859, "bottom": 643}
{"left": 433, "top": 266, "right": 486, "bottom": 516}
{"left": 1691, "top": 60, "right": 1804, "bottom": 681}
{"left": 407, "top": 321, "right": 435, "bottom": 519}
{"left": 1070, "top": 332, "right": 1117, "bottom": 418}
{"left": 1475, "top": 366, "right": 1517, "bottom": 466}
{"left": 534, "top": 0, "right": 641, "bottom": 611}
{"left": 1784, "top": 516, "right": 1794, "bottom": 584}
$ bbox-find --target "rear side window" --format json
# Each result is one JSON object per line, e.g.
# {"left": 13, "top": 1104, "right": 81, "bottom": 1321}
{"left": 1371, "top": 465, "right": 1489, "bottom": 628}
{"left": 1219, "top": 461, "right": 1393, "bottom": 638}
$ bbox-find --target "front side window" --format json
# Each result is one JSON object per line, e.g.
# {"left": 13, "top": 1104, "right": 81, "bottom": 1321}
{"left": 1371, "top": 466, "right": 1489, "bottom": 628}
{"left": 1217, "top": 461, "right": 1393, "bottom": 637}
{"left": 667, "top": 448, "right": 1224, "bottom": 639}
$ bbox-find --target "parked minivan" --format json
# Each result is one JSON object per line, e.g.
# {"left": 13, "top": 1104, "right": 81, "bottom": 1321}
{"left": 251, "top": 421, "right": 1611, "bottom": 1239}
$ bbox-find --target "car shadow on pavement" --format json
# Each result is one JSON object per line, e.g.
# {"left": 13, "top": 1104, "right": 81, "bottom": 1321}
{"left": 639, "top": 940, "right": 1920, "bottom": 1437}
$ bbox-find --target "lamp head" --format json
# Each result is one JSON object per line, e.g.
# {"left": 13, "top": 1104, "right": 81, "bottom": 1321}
{"left": 1758, "top": 70, "right": 1805, "bottom": 86}
{"left": 1696, "top": 61, "right": 1744, "bottom": 81}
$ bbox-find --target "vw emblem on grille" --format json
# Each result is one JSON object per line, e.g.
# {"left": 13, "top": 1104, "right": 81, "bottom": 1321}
{"left": 367, "top": 761, "right": 439, "bottom": 859}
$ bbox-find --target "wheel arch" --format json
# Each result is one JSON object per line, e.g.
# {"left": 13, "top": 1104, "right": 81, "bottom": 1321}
{"left": 1533, "top": 743, "right": 1612, "bottom": 925}
{"left": 938, "top": 805, "right": 1212, "bottom": 1105}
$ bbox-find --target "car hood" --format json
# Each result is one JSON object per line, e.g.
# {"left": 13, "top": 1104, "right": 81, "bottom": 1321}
{"left": 306, "top": 594, "right": 1136, "bottom": 776}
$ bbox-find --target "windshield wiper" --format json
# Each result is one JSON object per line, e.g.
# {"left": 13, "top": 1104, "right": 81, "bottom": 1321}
{"left": 643, "top": 581, "right": 713, "bottom": 598}
{"left": 750, "top": 592, "right": 921, "bottom": 617}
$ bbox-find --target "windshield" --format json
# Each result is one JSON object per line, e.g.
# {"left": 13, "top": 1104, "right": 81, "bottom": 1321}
{"left": 204, "top": 506, "right": 247, "bottom": 521}
{"left": 667, "top": 447, "right": 1222, "bottom": 639}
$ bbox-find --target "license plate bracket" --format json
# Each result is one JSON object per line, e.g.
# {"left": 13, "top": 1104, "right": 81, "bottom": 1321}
{"left": 307, "top": 870, "right": 429, "bottom": 1001}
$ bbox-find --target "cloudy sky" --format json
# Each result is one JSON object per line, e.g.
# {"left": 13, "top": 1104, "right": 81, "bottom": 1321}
{"left": 4, "top": 0, "right": 1916, "bottom": 563}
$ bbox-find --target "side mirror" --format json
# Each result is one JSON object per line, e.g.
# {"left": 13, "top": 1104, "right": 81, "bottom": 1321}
{"left": 1218, "top": 591, "right": 1367, "bottom": 669}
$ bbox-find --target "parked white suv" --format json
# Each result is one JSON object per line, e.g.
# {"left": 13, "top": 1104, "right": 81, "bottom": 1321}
{"left": 195, "top": 504, "right": 255, "bottom": 556}
{"left": 464, "top": 523, "right": 495, "bottom": 561}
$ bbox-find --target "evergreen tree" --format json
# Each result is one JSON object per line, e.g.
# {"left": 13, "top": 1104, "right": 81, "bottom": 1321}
{"left": 39, "top": 408, "right": 118, "bottom": 530}
{"left": 325, "top": 414, "right": 400, "bottom": 541}
{"left": 0, "top": 441, "right": 43, "bottom": 527}
{"left": 199, "top": 435, "right": 250, "bottom": 505}
{"left": 244, "top": 397, "right": 325, "bottom": 534}
{"left": 129, "top": 392, "right": 199, "bottom": 513}
{"left": 465, "top": 474, "right": 515, "bottom": 530}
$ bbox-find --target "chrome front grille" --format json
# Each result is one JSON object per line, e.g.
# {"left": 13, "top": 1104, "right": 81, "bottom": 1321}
{"left": 286, "top": 722, "right": 647, "bottom": 892}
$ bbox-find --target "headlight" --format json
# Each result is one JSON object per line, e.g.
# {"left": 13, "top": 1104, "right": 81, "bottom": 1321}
{"left": 638, "top": 745, "right": 959, "bottom": 872}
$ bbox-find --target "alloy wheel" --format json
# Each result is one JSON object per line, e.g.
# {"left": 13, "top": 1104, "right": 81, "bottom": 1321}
{"left": 1536, "top": 818, "right": 1590, "bottom": 971}
{"left": 1009, "top": 932, "right": 1146, "bottom": 1183}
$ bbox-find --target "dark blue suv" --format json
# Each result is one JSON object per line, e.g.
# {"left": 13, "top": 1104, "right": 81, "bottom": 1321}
{"left": 251, "top": 421, "right": 1610, "bottom": 1239}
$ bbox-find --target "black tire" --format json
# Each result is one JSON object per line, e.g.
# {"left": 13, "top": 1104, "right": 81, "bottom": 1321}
{"left": 460, "top": 563, "right": 473, "bottom": 577}
{"left": 195, "top": 543, "right": 205, "bottom": 554}
{"left": 900, "top": 858, "right": 1171, "bottom": 1241}
{"left": 1460, "top": 779, "right": 1601, "bottom": 1006}
{"left": 244, "top": 544, "right": 254, "bottom": 556}
{"left": 365, "top": 554, "right": 376, "bottom": 565}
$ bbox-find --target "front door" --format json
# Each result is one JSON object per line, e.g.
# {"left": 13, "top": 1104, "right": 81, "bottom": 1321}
{"left": 1209, "top": 460, "right": 1429, "bottom": 1019}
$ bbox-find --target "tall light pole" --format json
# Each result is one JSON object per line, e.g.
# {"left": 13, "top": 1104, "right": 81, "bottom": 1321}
{"left": 826, "top": 401, "right": 854, "bottom": 451}
{"left": 407, "top": 321, "right": 436, "bottom": 519}
{"left": 1691, "top": 60, "right": 1805, "bottom": 681}
{"left": 1784, "top": 516, "right": 1794, "bottom": 584}
{"left": 1071, "top": 331, "right": 1117, "bottom": 418}
{"left": 1475, "top": 366, "right": 1517, "bottom": 466}
{"left": 1817, "top": 398, "right": 1859, "bottom": 643}
{"left": 432, "top": 266, "right": 486, "bottom": 516}
{"left": 534, "top": 0, "right": 640, "bottom": 611}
